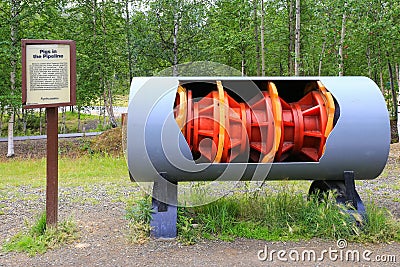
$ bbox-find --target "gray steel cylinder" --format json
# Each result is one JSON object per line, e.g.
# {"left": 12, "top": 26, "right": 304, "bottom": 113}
{"left": 125, "top": 77, "right": 390, "bottom": 182}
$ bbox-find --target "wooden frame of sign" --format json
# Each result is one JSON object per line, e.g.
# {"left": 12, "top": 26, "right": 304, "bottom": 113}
{"left": 22, "top": 39, "right": 76, "bottom": 109}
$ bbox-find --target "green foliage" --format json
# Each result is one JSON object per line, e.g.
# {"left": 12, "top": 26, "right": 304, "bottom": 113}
{"left": 1, "top": 0, "right": 399, "bottom": 132}
{"left": 360, "top": 202, "right": 400, "bottom": 242}
{"left": 122, "top": 184, "right": 399, "bottom": 245}
{"left": 177, "top": 208, "right": 201, "bottom": 245}
{"left": 0, "top": 111, "right": 101, "bottom": 137}
{"left": 178, "top": 187, "right": 400, "bottom": 244}
{"left": 125, "top": 195, "right": 153, "bottom": 224}
{"left": 29, "top": 212, "right": 47, "bottom": 236}
{"left": 125, "top": 194, "right": 153, "bottom": 244}
{"left": 80, "top": 138, "right": 93, "bottom": 154}
{"left": 2, "top": 213, "right": 78, "bottom": 256}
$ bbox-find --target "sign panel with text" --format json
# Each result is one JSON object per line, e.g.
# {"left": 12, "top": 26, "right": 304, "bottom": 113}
{"left": 22, "top": 40, "right": 76, "bottom": 109}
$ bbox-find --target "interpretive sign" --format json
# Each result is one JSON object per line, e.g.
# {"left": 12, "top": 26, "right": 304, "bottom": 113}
{"left": 21, "top": 40, "right": 76, "bottom": 227}
{"left": 22, "top": 39, "right": 76, "bottom": 108}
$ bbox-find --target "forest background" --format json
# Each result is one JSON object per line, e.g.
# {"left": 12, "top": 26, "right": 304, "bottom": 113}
{"left": 0, "top": 0, "right": 399, "bottom": 157}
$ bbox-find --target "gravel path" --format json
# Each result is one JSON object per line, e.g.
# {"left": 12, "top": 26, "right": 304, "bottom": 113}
{"left": 1, "top": 144, "right": 400, "bottom": 266}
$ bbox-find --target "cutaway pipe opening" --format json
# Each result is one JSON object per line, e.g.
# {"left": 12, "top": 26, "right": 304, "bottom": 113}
{"left": 173, "top": 79, "right": 339, "bottom": 164}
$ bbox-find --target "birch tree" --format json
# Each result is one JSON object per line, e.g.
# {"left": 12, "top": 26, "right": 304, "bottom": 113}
{"left": 294, "top": 0, "right": 300, "bottom": 76}
{"left": 260, "top": 0, "right": 266, "bottom": 76}
{"left": 7, "top": 0, "right": 21, "bottom": 157}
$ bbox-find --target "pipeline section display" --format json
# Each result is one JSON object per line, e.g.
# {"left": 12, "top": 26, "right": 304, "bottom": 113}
{"left": 125, "top": 77, "right": 390, "bottom": 182}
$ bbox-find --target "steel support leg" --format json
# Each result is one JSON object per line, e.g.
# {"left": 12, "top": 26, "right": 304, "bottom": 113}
{"left": 343, "top": 171, "right": 365, "bottom": 215}
{"left": 308, "top": 171, "right": 366, "bottom": 218}
{"left": 150, "top": 172, "right": 178, "bottom": 238}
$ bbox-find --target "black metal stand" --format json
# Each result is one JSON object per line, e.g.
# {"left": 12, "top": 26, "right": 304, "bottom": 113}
{"left": 308, "top": 171, "right": 366, "bottom": 220}
{"left": 343, "top": 171, "right": 365, "bottom": 215}
{"left": 150, "top": 172, "right": 178, "bottom": 238}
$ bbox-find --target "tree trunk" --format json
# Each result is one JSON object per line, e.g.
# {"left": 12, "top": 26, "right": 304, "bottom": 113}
{"left": 380, "top": 71, "right": 384, "bottom": 94}
{"left": 7, "top": 113, "right": 14, "bottom": 158}
{"left": 378, "top": 46, "right": 384, "bottom": 93}
{"left": 288, "top": 0, "right": 294, "bottom": 75}
{"left": 102, "top": 98, "right": 107, "bottom": 128}
{"left": 106, "top": 79, "right": 118, "bottom": 128}
{"left": 241, "top": 52, "right": 246, "bottom": 76}
{"left": 39, "top": 108, "right": 43, "bottom": 135}
{"left": 125, "top": 0, "right": 133, "bottom": 82}
{"left": 318, "top": 37, "right": 326, "bottom": 76}
{"left": 0, "top": 108, "right": 3, "bottom": 137}
{"left": 172, "top": 10, "right": 180, "bottom": 77}
{"left": 396, "top": 64, "right": 400, "bottom": 115}
{"left": 61, "top": 106, "right": 66, "bottom": 133}
{"left": 390, "top": 119, "right": 399, "bottom": 144}
{"left": 397, "top": 63, "right": 400, "bottom": 141}
{"left": 396, "top": 63, "right": 400, "bottom": 102}
{"left": 366, "top": 45, "right": 372, "bottom": 78}
{"left": 7, "top": 0, "right": 19, "bottom": 157}
{"left": 260, "top": 0, "right": 266, "bottom": 76}
{"left": 77, "top": 108, "right": 81, "bottom": 132}
{"left": 22, "top": 109, "right": 27, "bottom": 135}
{"left": 92, "top": 0, "right": 97, "bottom": 35}
{"left": 387, "top": 55, "right": 398, "bottom": 143}
{"left": 388, "top": 55, "right": 397, "bottom": 119}
{"left": 98, "top": 97, "right": 102, "bottom": 126}
{"left": 338, "top": 12, "right": 346, "bottom": 76}
{"left": 253, "top": 0, "right": 260, "bottom": 76}
{"left": 294, "top": 0, "right": 300, "bottom": 76}
{"left": 100, "top": 7, "right": 117, "bottom": 129}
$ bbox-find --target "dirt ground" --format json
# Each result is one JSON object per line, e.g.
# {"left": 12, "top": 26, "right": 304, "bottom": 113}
{"left": 0, "top": 139, "right": 399, "bottom": 267}
{"left": 1, "top": 200, "right": 399, "bottom": 267}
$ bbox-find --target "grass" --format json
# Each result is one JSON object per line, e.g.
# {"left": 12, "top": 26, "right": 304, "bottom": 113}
{"left": 179, "top": 189, "right": 400, "bottom": 243}
{"left": 0, "top": 155, "right": 130, "bottom": 188}
{"left": 125, "top": 186, "right": 400, "bottom": 245}
{"left": 0, "top": 203, "right": 5, "bottom": 215}
{"left": 184, "top": 190, "right": 351, "bottom": 242}
{"left": 2, "top": 213, "right": 78, "bottom": 256}
{"left": 1, "top": 154, "right": 399, "bottom": 249}
{"left": 125, "top": 194, "right": 153, "bottom": 244}
{"left": 0, "top": 153, "right": 134, "bottom": 256}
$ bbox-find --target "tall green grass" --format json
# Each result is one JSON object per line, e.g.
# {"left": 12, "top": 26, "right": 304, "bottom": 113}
{"left": 176, "top": 187, "right": 400, "bottom": 244}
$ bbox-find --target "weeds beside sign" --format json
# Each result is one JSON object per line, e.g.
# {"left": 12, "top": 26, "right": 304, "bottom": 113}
{"left": 21, "top": 40, "right": 76, "bottom": 227}
{"left": 22, "top": 39, "right": 76, "bottom": 108}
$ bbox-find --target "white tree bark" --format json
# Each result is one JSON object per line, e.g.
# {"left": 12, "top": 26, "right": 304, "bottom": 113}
{"left": 7, "top": 0, "right": 19, "bottom": 157}
{"left": 294, "top": 0, "right": 300, "bottom": 76}
{"left": 261, "top": 0, "right": 266, "bottom": 76}
{"left": 253, "top": 0, "right": 260, "bottom": 76}
{"left": 7, "top": 113, "right": 14, "bottom": 157}
{"left": 288, "top": 0, "right": 295, "bottom": 75}
{"left": 0, "top": 109, "right": 3, "bottom": 137}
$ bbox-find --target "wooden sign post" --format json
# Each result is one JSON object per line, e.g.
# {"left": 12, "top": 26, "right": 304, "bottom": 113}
{"left": 22, "top": 40, "right": 76, "bottom": 227}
